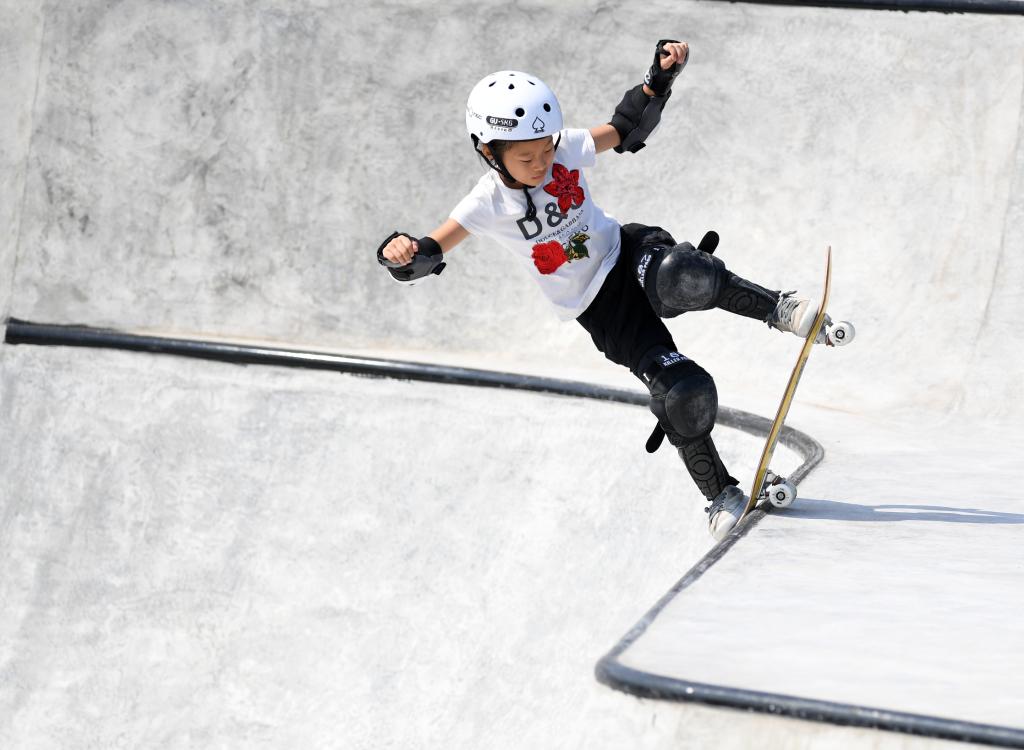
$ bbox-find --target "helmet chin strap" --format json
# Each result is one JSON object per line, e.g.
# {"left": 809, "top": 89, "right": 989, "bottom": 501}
{"left": 476, "top": 142, "right": 538, "bottom": 222}
{"left": 472, "top": 133, "right": 561, "bottom": 224}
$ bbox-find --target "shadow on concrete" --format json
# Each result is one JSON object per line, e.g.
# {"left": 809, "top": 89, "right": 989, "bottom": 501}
{"left": 779, "top": 498, "right": 1024, "bottom": 524}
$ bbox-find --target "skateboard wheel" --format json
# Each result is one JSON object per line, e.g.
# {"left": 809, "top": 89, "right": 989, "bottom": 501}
{"left": 767, "top": 480, "right": 797, "bottom": 509}
{"left": 828, "top": 320, "right": 855, "bottom": 346}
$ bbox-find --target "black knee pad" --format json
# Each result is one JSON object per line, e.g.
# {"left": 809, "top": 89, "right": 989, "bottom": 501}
{"left": 642, "top": 350, "right": 719, "bottom": 444}
{"left": 635, "top": 241, "right": 728, "bottom": 318}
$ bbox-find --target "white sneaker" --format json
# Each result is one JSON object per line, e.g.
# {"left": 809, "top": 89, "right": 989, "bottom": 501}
{"left": 706, "top": 485, "right": 747, "bottom": 541}
{"left": 769, "top": 292, "right": 831, "bottom": 342}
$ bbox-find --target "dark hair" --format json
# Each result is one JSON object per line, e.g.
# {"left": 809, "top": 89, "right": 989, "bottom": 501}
{"left": 474, "top": 136, "right": 553, "bottom": 169}
{"left": 489, "top": 140, "right": 514, "bottom": 157}
{"left": 472, "top": 137, "right": 512, "bottom": 168}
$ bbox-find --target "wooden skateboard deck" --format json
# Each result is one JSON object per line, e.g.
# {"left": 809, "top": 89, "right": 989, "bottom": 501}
{"left": 740, "top": 246, "right": 832, "bottom": 519}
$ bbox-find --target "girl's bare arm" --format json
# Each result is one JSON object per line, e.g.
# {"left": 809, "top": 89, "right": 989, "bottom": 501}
{"left": 428, "top": 218, "right": 470, "bottom": 253}
{"left": 590, "top": 124, "right": 622, "bottom": 154}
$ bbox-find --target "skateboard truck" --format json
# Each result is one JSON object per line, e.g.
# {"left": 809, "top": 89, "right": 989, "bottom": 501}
{"left": 760, "top": 470, "right": 797, "bottom": 509}
{"left": 826, "top": 320, "right": 855, "bottom": 347}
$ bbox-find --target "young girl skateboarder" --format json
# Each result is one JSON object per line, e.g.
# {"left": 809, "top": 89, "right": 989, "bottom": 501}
{"left": 376, "top": 40, "right": 839, "bottom": 540}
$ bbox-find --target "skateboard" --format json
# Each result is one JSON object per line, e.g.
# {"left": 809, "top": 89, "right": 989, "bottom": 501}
{"left": 739, "top": 246, "right": 853, "bottom": 519}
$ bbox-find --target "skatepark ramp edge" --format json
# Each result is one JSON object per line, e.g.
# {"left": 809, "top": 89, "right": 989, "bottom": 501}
{"left": 2, "top": 317, "right": 823, "bottom": 460}
{"left": 595, "top": 550, "right": 1024, "bottom": 749}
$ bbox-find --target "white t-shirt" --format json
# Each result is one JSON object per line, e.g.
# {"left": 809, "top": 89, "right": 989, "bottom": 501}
{"left": 449, "top": 128, "right": 622, "bottom": 321}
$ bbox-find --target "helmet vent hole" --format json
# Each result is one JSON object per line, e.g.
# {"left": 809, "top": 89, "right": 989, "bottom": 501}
{"left": 488, "top": 82, "right": 495, "bottom": 87}
{"left": 508, "top": 84, "right": 515, "bottom": 89}
{"left": 543, "top": 103, "right": 551, "bottom": 112}
{"left": 528, "top": 80, "right": 536, "bottom": 85}
{"left": 515, "top": 108, "right": 525, "bottom": 117}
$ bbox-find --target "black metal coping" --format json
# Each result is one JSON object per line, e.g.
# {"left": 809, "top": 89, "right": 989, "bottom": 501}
{"left": 703, "top": 0, "right": 1024, "bottom": 14}
{"left": 2, "top": 318, "right": 814, "bottom": 451}
{"left": 596, "top": 548, "right": 1024, "bottom": 748}
{"left": 598, "top": 477, "right": 1024, "bottom": 740}
{"left": 13, "top": 318, "right": 1020, "bottom": 746}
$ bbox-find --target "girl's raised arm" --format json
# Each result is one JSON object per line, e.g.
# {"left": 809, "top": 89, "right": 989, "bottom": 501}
{"left": 602, "top": 39, "right": 688, "bottom": 155}
{"left": 591, "top": 124, "right": 623, "bottom": 155}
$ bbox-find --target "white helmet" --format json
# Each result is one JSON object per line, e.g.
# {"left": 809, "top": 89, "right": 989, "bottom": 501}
{"left": 465, "top": 70, "right": 563, "bottom": 144}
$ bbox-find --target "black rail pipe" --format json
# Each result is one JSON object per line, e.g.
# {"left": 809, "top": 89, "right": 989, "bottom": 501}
{"left": 597, "top": 660, "right": 1024, "bottom": 748}
{"left": 2, "top": 318, "right": 821, "bottom": 465}
{"left": 5, "top": 319, "right": 634, "bottom": 402}
{"left": 597, "top": 438, "right": 1024, "bottom": 745}
{"left": 703, "top": 0, "right": 1024, "bottom": 14}
{"left": 597, "top": 532, "right": 1024, "bottom": 748}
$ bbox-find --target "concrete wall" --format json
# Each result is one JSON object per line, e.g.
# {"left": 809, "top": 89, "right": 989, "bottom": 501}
{"left": 4, "top": 0, "right": 1023, "bottom": 417}
{"left": 0, "top": 0, "right": 45, "bottom": 320}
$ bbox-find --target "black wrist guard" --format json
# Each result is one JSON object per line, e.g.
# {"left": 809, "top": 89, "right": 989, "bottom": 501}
{"left": 609, "top": 84, "right": 671, "bottom": 154}
{"left": 644, "top": 39, "right": 686, "bottom": 97}
{"left": 376, "top": 231, "right": 446, "bottom": 284}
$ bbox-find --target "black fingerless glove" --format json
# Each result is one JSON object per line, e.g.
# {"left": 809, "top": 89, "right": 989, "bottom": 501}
{"left": 609, "top": 40, "right": 686, "bottom": 154}
{"left": 610, "top": 84, "right": 670, "bottom": 154}
{"left": 376, "top": 231, "right": 446, "bottom": 284}
{"left": 644, "top": 39, "right": 687, "bottom": 96}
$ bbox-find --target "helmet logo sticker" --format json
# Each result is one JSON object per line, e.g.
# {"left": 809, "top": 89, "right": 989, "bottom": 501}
{"left": 487, "top": 115, "right": 518, "bottom": 129}
{"left": 532, "top": 117, "right": 546, "bottom": 133}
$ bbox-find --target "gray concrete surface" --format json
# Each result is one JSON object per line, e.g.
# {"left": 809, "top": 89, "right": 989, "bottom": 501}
{"left": 3, "top": 1, "right": 1024, "bottom": 747}
{"left": 618, "top": 407, "right": 1024, "bottom": 731}
{"left": 0, "top": 0, "right": 44, "bottom": 319}
{"left": 0, "top": 344, "right": 733, "bottom": 748}
{"left": 0, "top": 345, "right": 968, "bottom": 749}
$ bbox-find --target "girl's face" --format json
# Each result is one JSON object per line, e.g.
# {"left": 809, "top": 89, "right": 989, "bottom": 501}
{"left": 487, "top": 137, "right": 555, "bottom": 188}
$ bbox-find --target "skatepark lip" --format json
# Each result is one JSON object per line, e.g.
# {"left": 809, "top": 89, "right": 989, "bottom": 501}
{"left": 2, "top": 317, "right": 823, "bottom": 461}
{"left": 594, "top": 661, "right": 1024, "bottom": 748}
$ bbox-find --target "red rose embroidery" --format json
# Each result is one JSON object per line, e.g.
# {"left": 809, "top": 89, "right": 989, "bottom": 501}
{"left": 532, "top": 240, "right": 567, "bottom": 275}
{"left": 543, "top": 164, "right": 585, "bottom": 213}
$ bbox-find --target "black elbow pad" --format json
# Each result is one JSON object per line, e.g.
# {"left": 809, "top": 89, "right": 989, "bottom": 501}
{"left": 609, "top": 84, "right": 671, "bottom": 154}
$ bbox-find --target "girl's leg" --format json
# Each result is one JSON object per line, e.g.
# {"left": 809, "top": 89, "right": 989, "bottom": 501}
{"left": 577, "top": 225, "right": 738, "bottom": 503}
{"left": 637, "top": 345, "right": 739, "bottom": 501}
{"left": 627, "top": 226, "right": 783, "bottom": 324}
{"left": 716, "top": 273, "right": 781, "bottom": 322}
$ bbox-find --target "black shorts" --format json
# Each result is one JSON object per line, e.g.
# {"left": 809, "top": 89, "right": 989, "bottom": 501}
{"left": 576, "top": 223, "right": 678, "bottom": 380}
